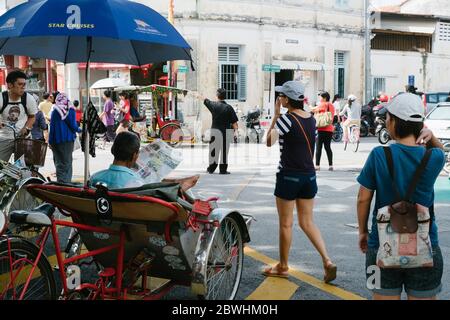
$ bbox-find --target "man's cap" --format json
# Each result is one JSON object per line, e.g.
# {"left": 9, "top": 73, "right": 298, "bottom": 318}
{"left": 275, "top": 81, "right": 305, "bottom": 101}
{"left": 385, "top": 93, "right": 424, "bottom": 122}
{"left": 348, "top": 94, "right": 357, "bottom": 101}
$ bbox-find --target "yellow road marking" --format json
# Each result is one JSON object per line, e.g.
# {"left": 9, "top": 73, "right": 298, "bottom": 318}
{"left": 229, "top": 173, "right": 257, "bottom": 201}
{"left": 246, "top": 276, "right": 298, "bottom": 300}
{"left": 245, "top": 246, "right": 366, "bottom": 300}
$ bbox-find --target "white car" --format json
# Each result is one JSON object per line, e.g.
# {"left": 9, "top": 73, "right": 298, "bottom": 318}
{"left": 425, "top": 102, "right": 450, "bottom": 151}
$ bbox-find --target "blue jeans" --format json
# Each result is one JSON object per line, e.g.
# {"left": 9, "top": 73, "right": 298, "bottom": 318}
{"left": 365, "top": 246, "right": 443, "bottom": 298}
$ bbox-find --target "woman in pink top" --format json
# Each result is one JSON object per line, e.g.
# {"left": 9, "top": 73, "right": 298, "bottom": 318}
{"left": 311, "top": 92, "right": 335, "bottom": 171}
{"left": 116, "top": 91, "right": 131, "bottom": 135}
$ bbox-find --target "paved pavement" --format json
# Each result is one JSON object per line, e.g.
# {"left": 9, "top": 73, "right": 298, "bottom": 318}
{"left": 36, "top": 137, "right": 450, "bottom": 300}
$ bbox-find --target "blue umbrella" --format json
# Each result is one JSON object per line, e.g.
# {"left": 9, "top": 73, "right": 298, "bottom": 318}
{"left": 0, "top": 0, "right": 192, "bottom": 65}
{"left": 0, "top": 0, "right": 193, "bottom": 184}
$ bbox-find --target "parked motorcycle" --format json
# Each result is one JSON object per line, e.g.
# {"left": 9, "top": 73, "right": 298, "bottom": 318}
{"left": 360, "top": 102, "right": 385, "bottom": 137}
{"left": 243, "top": 108, "right": 264, "bottom": 144}
{"left": 332, "top": 121, "right": 343, "bottom": 142}
{"left": 375, "top": 106, "right": 391, "bottom": 145}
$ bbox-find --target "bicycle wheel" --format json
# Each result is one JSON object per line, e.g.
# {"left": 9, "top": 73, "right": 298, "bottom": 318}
{"left": 0, "top": 237, "right": 57, "bottom": 300}
{"left": 160, "top": 123, "right": 183, "bottom": 148}
{"left": 200, "top": 216, "right": 243, "bottom": 300}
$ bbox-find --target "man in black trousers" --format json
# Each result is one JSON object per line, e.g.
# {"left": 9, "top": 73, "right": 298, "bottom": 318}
{"left": 202, "top": 89, "right": 239, "bottom": 174}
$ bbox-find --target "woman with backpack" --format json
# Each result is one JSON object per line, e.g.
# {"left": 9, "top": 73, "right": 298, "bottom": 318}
{"left": 311, "top": 91, "right": 335, "bottom": 171}
{"left": 263, "top": 81, "right": 337, "bottom": 283}
{"left": 357, "top": 93, "right": 445, "bottom": 300}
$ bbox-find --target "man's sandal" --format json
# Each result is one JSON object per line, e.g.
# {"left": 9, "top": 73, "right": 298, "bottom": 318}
{"left": 262, "top": 264, "right": 289, "bottom": 278}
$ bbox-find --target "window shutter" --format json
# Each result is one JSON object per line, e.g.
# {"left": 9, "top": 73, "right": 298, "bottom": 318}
{"left": 238, "top": 64, "right": 247, "bottom": 102}
{"left": 218, "top": 47, "right": 227, "bottom": 62}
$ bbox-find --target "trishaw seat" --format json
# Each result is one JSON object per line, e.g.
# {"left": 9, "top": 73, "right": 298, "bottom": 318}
{"left": 26, "top": 182, "right": 190, "bottom": 224}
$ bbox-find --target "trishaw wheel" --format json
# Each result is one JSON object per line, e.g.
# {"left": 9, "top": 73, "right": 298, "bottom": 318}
{"left": 160, "top": 123, "right": 183, "bottom": 148}
{"left": 0, "top": 238, "right": 57, "bottom": 300}
{"left": 8, "top": 179, "right": 44, "bottom": 239}
{"left": 201, "top": 216, "right": 243, "bottom": 300}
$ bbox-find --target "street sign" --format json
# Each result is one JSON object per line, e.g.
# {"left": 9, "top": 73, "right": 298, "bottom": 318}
{"left": 408, "top": 75, "right": 415, "bottom": 87}
{"left": 262, "top": 64, "right": 281, "bottom": 73}
{"left": 178, "top": 65, "right": 188, "bottom": 73}
{"left": 271, "top": 65, "right": 281, "bottom": 73}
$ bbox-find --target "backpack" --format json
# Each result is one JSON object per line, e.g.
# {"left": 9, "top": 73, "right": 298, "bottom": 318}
{"left": 1, "top": 91, "right": 28, "bottom": 115}
{"left": 376, "top": 147, "right": 434, "bottom": 269}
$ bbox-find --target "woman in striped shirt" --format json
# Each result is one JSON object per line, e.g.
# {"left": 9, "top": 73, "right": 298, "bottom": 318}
{"left": 263, "top": 81, "right": 337, "bottom": 283}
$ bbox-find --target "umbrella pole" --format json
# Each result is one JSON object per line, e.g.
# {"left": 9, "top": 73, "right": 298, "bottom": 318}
{"left": 84, "top": 36, "right": 93, "bottom": 186}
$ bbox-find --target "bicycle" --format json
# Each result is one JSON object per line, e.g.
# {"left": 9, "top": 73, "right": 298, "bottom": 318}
{"left": 343, "top": 123, "right": 360, "bottom": 152}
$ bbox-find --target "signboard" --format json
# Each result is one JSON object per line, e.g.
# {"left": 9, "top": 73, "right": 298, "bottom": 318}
{"left": 178, "top": 65, "right": 188, "bottom": 73}
{"left": 262, "top": 64, "right": 281, "bottom": 73}
{"left": 0, "top": 55, "right": 5, "bottom": 68}
{"left": 408, "top": 75, "right": 415, "bottom": 87}
{"left": 163, "top": 64, "right": 168, "bottom": 73}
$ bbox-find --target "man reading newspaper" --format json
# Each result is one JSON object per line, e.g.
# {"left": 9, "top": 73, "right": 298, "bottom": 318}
{"left": 90, "top": 132, "right": 198, "bottom": 190}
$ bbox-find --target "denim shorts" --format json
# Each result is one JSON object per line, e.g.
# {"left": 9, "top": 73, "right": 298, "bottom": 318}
{"left": 274, "top": 171, "right": 318, "bottom": 200}
{"left": 365, "top": 246, "right": 443, "bottom": 298}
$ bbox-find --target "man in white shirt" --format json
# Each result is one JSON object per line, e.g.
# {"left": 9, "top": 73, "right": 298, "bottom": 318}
{"left": 339, "top": 94, "right": 362, "bottom": 143}
{"left": 0, "top": 70, "right": 38, "bottom": 161}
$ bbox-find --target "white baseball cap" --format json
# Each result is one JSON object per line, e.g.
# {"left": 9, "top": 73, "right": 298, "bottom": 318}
{"left": 385, "top": 93, "right": 424, "bottom": 122}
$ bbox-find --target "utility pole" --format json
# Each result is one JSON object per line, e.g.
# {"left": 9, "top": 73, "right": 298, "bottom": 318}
{"left": 167, "top": 0, "right": 175, "bottom": 119}
{"left": 364, "top": 0, "right": 372, "bottom": 104}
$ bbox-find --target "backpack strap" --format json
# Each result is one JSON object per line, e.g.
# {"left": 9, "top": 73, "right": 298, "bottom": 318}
{"left": 1, "top": 91, "right": 28, "bottom": 114}
{"left": 383, "top": 146, "right": 402, "bottom": 201}
{"left": 383, "top": 146, "right": 433, "bottom": 202}
{"left": 287, "top": 113, "right": 314, "bottom": 161}
{"left": 21, "top": 93, "right": 28, "bottom": 114}
{"left": 405, "top": 149, "right": 432, "bottom": 202}
{"left": 1, "top": 91, "right": 8, "bottom": 114}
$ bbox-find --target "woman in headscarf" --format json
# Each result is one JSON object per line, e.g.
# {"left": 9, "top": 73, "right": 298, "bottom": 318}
{"left": 49, "top": 92, "right": 81, "bottom": 183}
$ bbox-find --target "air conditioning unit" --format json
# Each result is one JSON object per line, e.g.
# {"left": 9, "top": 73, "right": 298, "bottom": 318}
{"left": 371, "top": 11, "right": 381, "bottom": 29}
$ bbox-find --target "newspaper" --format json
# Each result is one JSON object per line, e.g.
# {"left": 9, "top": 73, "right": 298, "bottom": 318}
{"left": 135, "top": 140, "right": 183, "bottom": 184}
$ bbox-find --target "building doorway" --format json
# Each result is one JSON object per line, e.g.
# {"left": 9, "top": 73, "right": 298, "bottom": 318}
{"left": 275, "top": 69, "right": 294, "bottom": 99}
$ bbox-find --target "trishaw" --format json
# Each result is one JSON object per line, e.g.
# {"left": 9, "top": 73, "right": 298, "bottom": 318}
{"left": 116, "top": 84, "right": 195, "bottom": 148}
{"left": 0, "top": 181, "right": 252, "bottom": 300}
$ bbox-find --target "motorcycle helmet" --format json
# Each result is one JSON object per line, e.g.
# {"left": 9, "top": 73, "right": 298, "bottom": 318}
{"left": 379, "top": 95, "right": 389, "bottom": 103}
